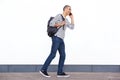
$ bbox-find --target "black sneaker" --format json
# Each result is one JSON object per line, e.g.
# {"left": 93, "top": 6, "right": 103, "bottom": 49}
{"left": 57, "top": 72, "right": 70, "bottom": 77}
{"left": 39, "top": 70, "right": 51, "bottom": 77}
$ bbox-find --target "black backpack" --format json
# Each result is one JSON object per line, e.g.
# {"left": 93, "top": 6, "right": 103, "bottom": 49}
{"left": 47, "top": 14, "right": 65, "bottom": 37}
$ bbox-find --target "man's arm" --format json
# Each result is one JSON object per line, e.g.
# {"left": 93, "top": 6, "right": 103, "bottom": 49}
{"left": 70, "top": 14, "right": 74, "bottom": 25}
{"left": 54, "top": 21, "right": 65, "bottom": 28}
{"left": 50, "top": 14, "right": 65, "bottom": 28}
{"left": 66, "top": 14, "right": 74, "bottom": 29}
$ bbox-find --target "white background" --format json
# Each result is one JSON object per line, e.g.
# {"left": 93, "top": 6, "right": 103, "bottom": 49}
{"left": 0, "top": 0, "right": 120, "bottom": 65}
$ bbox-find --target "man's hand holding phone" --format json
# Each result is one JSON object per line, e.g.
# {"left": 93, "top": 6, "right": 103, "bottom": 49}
{"left": 69, "top": 13, "right": 73, "bottom": 19}
{"left": 69, "top": 13, "right": 74, "bottom": 24}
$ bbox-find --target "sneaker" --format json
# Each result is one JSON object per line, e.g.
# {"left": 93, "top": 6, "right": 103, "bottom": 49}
{"left": 39, "top": 70, "right": 51, "bottom": 78}
{"left": 57, "top": 72, "right": 70, "bottom": 77}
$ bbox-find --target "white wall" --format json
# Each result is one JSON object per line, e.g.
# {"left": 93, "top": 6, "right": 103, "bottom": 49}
{"left": 0, "top": 0, "right": 120, "bottom": 65}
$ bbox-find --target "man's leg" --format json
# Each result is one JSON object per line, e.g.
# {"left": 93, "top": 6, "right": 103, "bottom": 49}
{"left": 41, "top": 36, "right": 60, "bottom": 71}
{"left": 57, "top": 40, "right": 70, "bottom": 77}
{"left": 57, "top": 40, "right": 66, "bottom": 74}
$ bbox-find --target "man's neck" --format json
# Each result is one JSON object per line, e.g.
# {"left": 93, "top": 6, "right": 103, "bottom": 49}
{"left": 62, "top": 12, "right": 67, "bottom": 18}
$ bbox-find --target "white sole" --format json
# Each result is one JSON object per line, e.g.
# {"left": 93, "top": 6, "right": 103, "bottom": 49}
{"left": 39, "top": 71, "right": 51, "bottom": 78}
{"left": 57, "top": 75, "right": 70, "bottom": 78}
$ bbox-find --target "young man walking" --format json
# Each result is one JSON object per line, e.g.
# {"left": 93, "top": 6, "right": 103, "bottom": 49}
{"left": 40, "top": 5, "right": 74, "bottom": 77}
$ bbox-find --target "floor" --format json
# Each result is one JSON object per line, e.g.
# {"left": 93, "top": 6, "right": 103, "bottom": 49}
{"left": 0, "top": 72, "right": 120, "bottom": 80}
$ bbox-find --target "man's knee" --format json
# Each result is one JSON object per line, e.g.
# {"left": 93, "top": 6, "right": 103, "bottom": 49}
{"left": 50, "top": 53, "right": 56, "bottom": 59}
{"left": 60, "top": 53, "right": 66, "bottom": 58}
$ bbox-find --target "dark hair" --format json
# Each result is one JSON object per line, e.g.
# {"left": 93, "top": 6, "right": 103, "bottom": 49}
{"left": 63, "top": 5, "right": 71, "bottom": 11}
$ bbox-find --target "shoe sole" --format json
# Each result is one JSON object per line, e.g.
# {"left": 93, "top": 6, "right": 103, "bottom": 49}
{"left": 39, "top": 71, "right": 51, "bottom": 78}
{"left": 57, "top": 75, "right": 70, "bottom": 78}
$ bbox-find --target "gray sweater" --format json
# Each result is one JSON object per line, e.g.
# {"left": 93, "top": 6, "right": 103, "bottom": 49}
{"left": 50, "top": 14, "right": 74, "bottom": 39}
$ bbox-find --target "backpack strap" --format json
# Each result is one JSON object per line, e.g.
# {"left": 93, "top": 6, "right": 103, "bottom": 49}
{"left": 60, "top": 14, "right": 65, "bottom": 30}
{"left": 61, "top": 14, "right": 65, "bottom": 21}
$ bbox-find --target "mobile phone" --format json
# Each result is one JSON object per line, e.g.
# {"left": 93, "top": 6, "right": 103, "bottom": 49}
{"left": 69, "top": 13, "right": 72, "bottom": 16}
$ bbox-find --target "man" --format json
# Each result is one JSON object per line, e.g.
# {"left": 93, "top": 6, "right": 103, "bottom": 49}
{"left": 40, "top": 5, "right": 74, "bottom": 77}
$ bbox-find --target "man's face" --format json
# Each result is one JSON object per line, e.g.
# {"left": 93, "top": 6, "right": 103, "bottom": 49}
{"left": 65, "top": 7, "right": 71, "bottom": 15}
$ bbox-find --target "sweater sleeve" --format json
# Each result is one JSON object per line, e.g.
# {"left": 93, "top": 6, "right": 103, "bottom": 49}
{"left": 49, "top": 14, "right": 61, "bottom": 27}
{"left": 65, "top": 19, "right": 74, "bottom": 29}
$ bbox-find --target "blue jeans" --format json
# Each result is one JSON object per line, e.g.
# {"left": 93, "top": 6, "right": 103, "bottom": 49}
{"left": 41, "top": 36, "right": 66, "bottom": 74}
